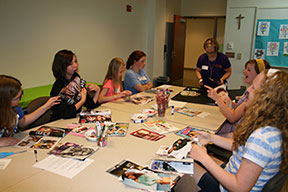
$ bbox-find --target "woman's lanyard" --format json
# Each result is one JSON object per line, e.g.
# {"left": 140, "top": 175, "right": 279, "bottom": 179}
{"left": 208, "top": 60, "right": 216, "bottom": 81}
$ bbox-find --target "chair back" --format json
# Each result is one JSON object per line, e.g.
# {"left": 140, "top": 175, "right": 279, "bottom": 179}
{"left": 262, "top": 171, "right": 288, "bottom": 192}
{"left": 26, "top": 96, "right": 51, "bottom": 128}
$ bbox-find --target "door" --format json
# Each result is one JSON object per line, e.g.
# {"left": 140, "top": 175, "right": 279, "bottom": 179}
{"left": 171, "top": 15, "right": 186, "bottom": 85}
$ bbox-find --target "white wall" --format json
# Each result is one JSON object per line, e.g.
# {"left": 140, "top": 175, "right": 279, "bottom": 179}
{"left": 0, "top": 0, "right": 170, "bottom": 88}
{"left": 224, "top": 0, "right": 288, "bottom": 89}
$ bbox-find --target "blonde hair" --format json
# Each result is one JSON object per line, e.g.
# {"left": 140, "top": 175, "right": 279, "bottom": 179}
{"left": 103, "top": 57, "right": 125, "bottom": 90}
{"left": 233, "top": 70, "right": 288, "bottom": 173}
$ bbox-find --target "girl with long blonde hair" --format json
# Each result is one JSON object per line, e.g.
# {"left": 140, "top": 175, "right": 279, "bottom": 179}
{"left": 98, "top": 57, "right": 131, "bottom": 103}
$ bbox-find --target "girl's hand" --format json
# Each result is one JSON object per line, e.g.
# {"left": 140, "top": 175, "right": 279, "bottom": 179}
{"left": 86, "top": 83, "right": 100, "bottom": 92}
{"left": 194, "top": 131, "right": 212, "bottom": 146}
{"left": 188, "top": 144, "right": 208, "bottom": 162}
{"left": 80, "top": 87, "right": 87, "bottom": 102}
{"left": 122, "top": 90, "right": 132, "bottom": 96}
{"left": 43, "top": 96, "right": 61, "bottom": 109}
{"left": 204, "top": 85, "right": 219, "bottom": 101}
{"left": 0, "top": 137, "right": 20, "bottom": 147}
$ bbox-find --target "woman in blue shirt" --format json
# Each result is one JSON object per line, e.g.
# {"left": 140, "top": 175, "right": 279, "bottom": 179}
{"left": 124, "top": 50, "right": 153, "bottom": 95}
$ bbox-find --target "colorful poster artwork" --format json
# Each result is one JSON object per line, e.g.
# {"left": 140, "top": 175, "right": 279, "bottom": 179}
{"left": 257, "top": 21, "right": 270, "bottom": 36}
{"left": 267, "top": 42, "right": 280, "bottom": 56}
{"left": 279, "top": 24, "right": 288, "bottom": 39}
{"left": 254, "top": 49, "right": 265, "bottom": 59}
{"left": 284, "top": 42, "right": 288, "bottom": 56}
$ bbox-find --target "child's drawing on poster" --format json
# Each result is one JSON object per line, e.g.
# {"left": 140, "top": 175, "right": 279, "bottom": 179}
{"left": 267, "top": 42, "right": 279, "bottom": 56}
{"left": 257, "top": 21, "right": 270, "bottom": 36}
{"left": 254, "top": 49, "right": 265, "bottom": 59}
{"left": 279, "top": 24, "right": 288, "bottom": 39}
{"left": 284, "top": 42, "right": 288, "bottom": 56}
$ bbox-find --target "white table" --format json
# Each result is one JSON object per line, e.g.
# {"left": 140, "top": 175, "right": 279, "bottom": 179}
{"left": 0, "top": 86, "right": 226, "bottom": 192}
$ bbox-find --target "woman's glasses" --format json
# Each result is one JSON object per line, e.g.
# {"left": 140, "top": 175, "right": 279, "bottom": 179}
{"left": 12, "top": 90, "right": 24, "bottom": 101}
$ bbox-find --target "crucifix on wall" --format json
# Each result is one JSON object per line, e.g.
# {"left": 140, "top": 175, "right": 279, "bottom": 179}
{"left": 235, "top": 14, "right": 245, "bottom": 30}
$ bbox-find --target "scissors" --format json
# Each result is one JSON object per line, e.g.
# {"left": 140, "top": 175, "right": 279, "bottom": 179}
{"left": 0, "top": 150, "right": 27, "bottom": 158}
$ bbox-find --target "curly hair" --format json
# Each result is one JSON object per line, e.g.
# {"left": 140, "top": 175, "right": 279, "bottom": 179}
{"left": 233, "top": 70, "right": 288, "bottom": 174}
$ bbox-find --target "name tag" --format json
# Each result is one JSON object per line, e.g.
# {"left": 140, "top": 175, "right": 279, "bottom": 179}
{"left": 202, "top": 65, "right": 208, "bottom": 70}
{"left": 138, "top": 76, "right": 147, "bottom": 81}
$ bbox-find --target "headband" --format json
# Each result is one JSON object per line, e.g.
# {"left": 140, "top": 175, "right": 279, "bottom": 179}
{"left": 256, "top": 59, "right": 266, "bottom": 73}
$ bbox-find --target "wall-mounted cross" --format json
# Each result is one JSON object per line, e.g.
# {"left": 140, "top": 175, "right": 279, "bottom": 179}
{"left": 235, "top": 14, "right": 245, "bottom": 30}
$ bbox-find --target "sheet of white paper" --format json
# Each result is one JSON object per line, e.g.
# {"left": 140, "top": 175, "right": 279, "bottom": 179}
{"left": 197, "top": 112, "right": 210, "bottom": 118}
{"left": 158, "top": 85, "right": 172, "bottom": 89}
{"left": 169, "top": 100, "right": 187, "bottom": 108}
{"left": 0, "top": 159, "right": 11, "bottom": 170}
{"left": 33, "top": 155, "right": 94, "bottom": 179}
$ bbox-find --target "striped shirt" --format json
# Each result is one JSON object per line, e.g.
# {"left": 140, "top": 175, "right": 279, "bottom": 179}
{"left": 220, "top": 126, "right": 282, "bottom": 192}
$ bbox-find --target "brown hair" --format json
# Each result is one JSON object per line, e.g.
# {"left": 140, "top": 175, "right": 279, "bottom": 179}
{"left": 52, "top": 49, "right": 75, "bottom": 80}
{"left": 126, "top": 50, "right": 146, "bottom": 69}
{"left": 233, "top": 70, "right": 288, "bottom": 173}
{"left": 0, "top": 75, "right": 22, "bottom": 136}
{"left": 203, "top": 38, "right": 219, "bottom": 52}
{"left": 244, "top": 59, "right": 271, "bottom": 74}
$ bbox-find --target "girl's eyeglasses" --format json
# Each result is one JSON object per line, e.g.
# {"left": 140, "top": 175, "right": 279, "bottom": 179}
{"left": 12, "top": 90, "right": 24, "bottom": 101}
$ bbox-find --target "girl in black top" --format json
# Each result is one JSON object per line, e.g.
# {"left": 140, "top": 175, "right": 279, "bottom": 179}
{"left": 50, "top": 49, "right": 100, "bottom": 121}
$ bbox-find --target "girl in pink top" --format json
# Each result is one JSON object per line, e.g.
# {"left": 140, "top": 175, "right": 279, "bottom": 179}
{"left": 98, "top": 58, "right": 132, "bottom": 103}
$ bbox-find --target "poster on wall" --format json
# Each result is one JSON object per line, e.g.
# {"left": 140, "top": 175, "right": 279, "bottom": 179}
{"left": 279, "top": 24, "right": 288, "bottom": 39}
{"left": 267, "top": 42, "right": 279, "bottom": 56}
{"left": 284, "top": 42, "right": 288, "bottom": 56}
{"left": 254, "top": 49, "right": 265, "bottom": 59}
{"left": 257, "top": 21, "right": 270, "bottom": 36}
{"left": 254, "top": 19, "right": 288, "bottom": 67}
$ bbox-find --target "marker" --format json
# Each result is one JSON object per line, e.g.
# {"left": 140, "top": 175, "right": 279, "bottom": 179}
{"left": 34, "top": 150, "right": 38, "bottom": 162}
{"left": 171, "top": 106, "right": 175, "bottom": 115}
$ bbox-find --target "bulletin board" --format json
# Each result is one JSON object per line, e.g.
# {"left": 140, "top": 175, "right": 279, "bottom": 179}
{"left": 253, "top": 8, "right": 288, "bottom": 67}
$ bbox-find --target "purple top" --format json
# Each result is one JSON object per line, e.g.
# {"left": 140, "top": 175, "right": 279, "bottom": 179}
{"left": 196, "top": 52, "right": 231, "bottom": 88}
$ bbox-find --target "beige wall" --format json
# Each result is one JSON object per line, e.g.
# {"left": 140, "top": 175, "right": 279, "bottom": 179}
{"left": 0, "top": 0, "right": 170, "bottom": 88}
{"left": 181, "top": 0, "right": 227, "bottom": 16}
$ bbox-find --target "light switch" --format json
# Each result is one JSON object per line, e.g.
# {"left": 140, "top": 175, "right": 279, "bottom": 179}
{"left": 237, "top": 53, "right": 242, "bottom": 60}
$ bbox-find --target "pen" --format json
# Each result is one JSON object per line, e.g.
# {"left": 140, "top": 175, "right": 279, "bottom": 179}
{"left": 34, "top": 150, "right": 38, "bottom": 162}
{"left": 171, "top": 106, "right": 174, "bottom": 115}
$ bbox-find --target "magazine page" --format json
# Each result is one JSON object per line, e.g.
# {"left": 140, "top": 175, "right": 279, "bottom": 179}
{"left": 129, "top": 95, "right": 154, "bottom": 105}
{"left": 29, "top": 126, "right": 72, "bottom": 137}
{"left": 130, "top": 129, "right": 165, "bottom": 141}
{"left": 106, "top": 160, "right": 145, "bottom": 177}
{"left": 175, "top": 107, "right": 210, "bottom": 118}
{"left": 176, "top": 126, "right": 214, "bottom": 139}
{"left": 59, "top": 72, "right": 86, "bottom": 105}
{"left": 155, "top": 144, "right": 193, "bottom": 162}
{"left": 106, "top": 123, "right": 129, "bottom": 137}
{"left": 69, "top": 125, "right": 95, "bottom": 138}
{"left": 31, "top": 137, "right": 61, "bottom": 150}
{"left": 150, "top": 159, "right": 193, "bottom": 175}
{"left": 48, "top": 142, "right": 99, "bottom": 161}
{"left": 143, "top": 120, "right": 179, "bottom": 135}
{"left": 17, "top": 135, "right": 43, "bottom": 148}
{"left": 122, "top": 169, "right": 175, "bottom": 191}
{"left": 79, "top": 109, "right": 112, "bottom": 123}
